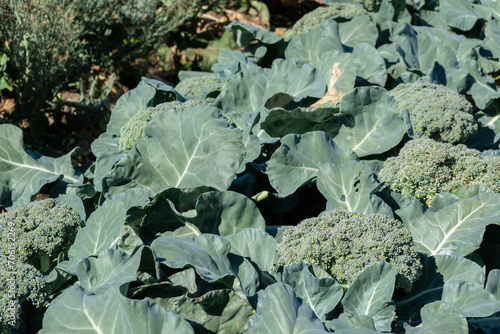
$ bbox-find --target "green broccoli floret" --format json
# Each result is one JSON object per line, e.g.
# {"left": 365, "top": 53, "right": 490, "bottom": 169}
{"left": 118, "top": 100, "right": 205, "bottom": 151}
{"left": 175, "top": 75, "right": 222, "bottom": 99}
{"left": 0, "top": 199, "right": 85, "bottom": 274}
{"left": 388, "top": 81, "right": 477, "bottom": 143}
{"left": 379, "top": 138, "right": 500, "bottom": 206}
{"left": 277, "top": 210, "right": 423, "bottom": 292}
{"left": 0, "top": 260, "right": 51, "bottom": 329}
{"left": 286, "top": 4, "right": 368, "bottom": 37}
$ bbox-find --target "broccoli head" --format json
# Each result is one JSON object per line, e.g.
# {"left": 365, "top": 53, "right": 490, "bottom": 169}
{"left": 379, "top": 138, "right": 500, "bottom": 206}
{"left": 0, "top": 260, "right": 51, "bottom": 329}
{"left": 286, "top": 4, "right": 368, "bottom": 37}
{"left": 0, "top": 199, "right": 85, "bottom": 273}
{"left": 119, "top": 100, "right": 204, "bottom": 151}
{"left": 388, "top": 81, "right": 477, "bottom": 143}
{"left": 175, "top": 75, "right": 222, "bottom": 99}
{"left": 277, "top": 210, "right": 423, "bottom": 292}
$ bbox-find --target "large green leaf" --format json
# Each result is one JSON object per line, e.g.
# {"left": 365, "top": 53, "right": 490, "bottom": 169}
{"left": 67, "top": 197, "right": 127, "bottom": 265}
{"left": 103, "top": 106, "right": 244, "bottom": 196}
{"left": 214, "top": 59, "right": 326, "bottom": 128}
{"left": 140, "top": 190, "right": 266, "bottom": 239}
{"left": 403, "top": 301, "right": 468, "bottom": 334}
{"left": 342, "top": 262, "right": 397, "bottom": 320}
{"left": 283, "top": 262, "right": 343, "bottom": 321}
{"left": 310, "top": 52, "right": 359, "bottom": 107}
{"left": 438, "top": 0, "right": 482, "bottom": 31}
{"left": 0, "top": 124, "right": 79, "bottom": 210}
{"left": 351, "top": 44, "right": 387, "bottom": 86}
{"left": 40, "top": 286, "right": 194, "bottom": 334}
{"left": 106, "top": 77, "right": 180, "bottom": 135}
{"left": 76, "top": 248, "right": 142, "bottom": 294}
{"left": 317, "top": 161, "right": 394, "bottom": 217}
{"left": 261, "top": 107, "right": 335, "bottom": 137}
{"left": 266, "top": 131, "right": 358, "bottom": 196}
{"left": 285, "top": 20, "right": 344, "bottom": 63}
{"left": 332, "top": 87, "right": 407, "bottom": 157}
{"left": 150, "top": 234, "right": 259, "bottom": 295}
{"left": 435, "top": 255, "right": 485, "bottom": 285}
{"left": 442, "top": 281, "right": 500, "bottom": 317}
{"left": 338, "top": 15, "right": 378, "bottom": 48}
{"left": 225, "top": 228, "right": 280, "bottom": 279}
{"left": 244, "top": 283, "right": 329, "bottom": 333}
{"left": 147, "top": 284, "right": 255, "bottom": 334}
{"left": 397, "top": 191, "right": 500, "bottom": 256}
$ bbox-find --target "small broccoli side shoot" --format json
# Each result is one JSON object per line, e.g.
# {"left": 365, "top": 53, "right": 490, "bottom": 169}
{"left": 0, "top": 260, "right": 51, "bottom": 329}
{"left": 277, "top": 210, "right": 423, "bottom": 292}
{"left": 118, "top": 100, "right": 204, "bottom": 150}
{"left": 0, "top": 199, "right": 85, "bottom": 274}
{"left": 388, "top": 81, "right": 477, "bottom": 143}
{"left": 286, "top": 4, "right": 368, "bottom": 37}
{"left": 175, "top": 75, "right": 222, "bottom": 100}
{"left": 379, "top": 138, "right": 500, "bottom": 206}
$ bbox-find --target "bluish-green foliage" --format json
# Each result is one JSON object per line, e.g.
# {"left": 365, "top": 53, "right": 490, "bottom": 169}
{"left": 389, "top": 81, "right": 477, "bottom": 143}
{"left": 0, "top": 199, "right": 84, "bottom": 273}
{"left": 277, "top": 210, "right": 423, "bottom": 292}
{"left": 285, "top": 3, "right": 368, "bottom": 37}
{"left": 118, "top": 100, "right": 204, "bottom": 151}
{"left": 0, "top": 260, "right": 51, "bottom": 328}
{"left": 175, "top": 75, "right": 222, "bottom": 99}
{"left": 379, "top": 138, "right": 500, "bottom": 206}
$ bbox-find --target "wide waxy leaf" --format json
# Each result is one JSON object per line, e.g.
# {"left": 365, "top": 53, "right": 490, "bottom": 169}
{"left": 438, "top": 0, "right": 482, "bottom": 31}
{"left": 261, "top": 107, "right": 335, "bottom": 137}
{"left": 225, "top": 228, "right": 280, "bottom": 278}
{"left": 76, "top": 248, "right": 142, "bottom": 294}
{"left": 283, "top": 262, "right": 343, "bottom": 321}
{"left": 140, "top": 190, "right": 266, "bottom": 240}
{"left": 317, "top": 161, "right": 394, "bottom": 217}
{"left": 442, "top": 281, "right": 500, "bottom": 317}
{"left": 338, "top": 16, "right": 378, "bottom": 48}
{"left": 332, "top": 87, "right": 407, "bottom": 157}
{"left": 40, "top": 286, "right": 194, "bottom": 334}
{"left": 106, "top": 77, "right": 180, "bottom": 135}
{"left": 0, "top": 124, "right": 79, "bottom": 210}
{"left": 214, "top": 59, "right": 326, "bottom": 128}
{"left": 67, "top": 197, "right": 127, "bottom": 265}
{"left": 266, "top": 131, "right": 358, "bottom": 196}
{"left": 435, "top": 255, "right": 485, "bottom": 285}
{"left": 149, "top": 285, "right": 255, "bottom": 333}
{"left": 342, "top": 262, "right": 397, "bottom": 319}
{"left": 397, "top": 191, "right": 500, "bottom": 256}
{"left": 404, "top": 301, "right": 468, "bottom": 334}
{"left": 150, "top": 234, "right": 259, "bottom": 294}
{"left": 244, "top": 283, "right": 329, "bottom": 333}
{"left": 103, "top": 105, "right": 244, "bottom": 196}
{"left": 285, "top": 20, "right": 344, "bottom": 63}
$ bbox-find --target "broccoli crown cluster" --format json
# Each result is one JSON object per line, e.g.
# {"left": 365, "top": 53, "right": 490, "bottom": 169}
{"left": 286, "top": 4, "right": 368, "bottom": 37}
{"left": 0, "top": 260, "right": 51, "bottom": 327}
{"left": 119, "top": 100, "right": 204, "bottom": 150}
{"left": 388, "top": 81, "right": 477, "bottom": 143}
{"left": 277, "top": 210, "right": 423, "bottom": 292}
{"left": 175, "top": 75, "right": 222, "bottom": 99}
{"left": 379, "top": 138, "right": 500, "bottom": 206}
{"left": 0, "top": 199, "right": 85, "bottom": 273}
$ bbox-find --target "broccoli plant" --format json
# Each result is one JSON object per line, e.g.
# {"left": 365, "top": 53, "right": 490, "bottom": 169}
{"left": 285, "top": 3, "right": 368, "bottom": 37}
{"left": 174, "top": 75, "right": 222, "bottom": 100}
{"left": 118, "top": 100, "right": 205, "bottom": 151}
{"left": 277, "top": 210, "right": 423, "bottom": 292}
{"left": 0, "top": 260, "right": 51, "bottom": 330}
{"left": 0, "top": 199, "right": 85, "bottom": 274}
{"left": 379, "top": 138, "right": 500, "bottom": 206}
{"left": 388, "top": 81, "right": 477, "bottom": 143}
